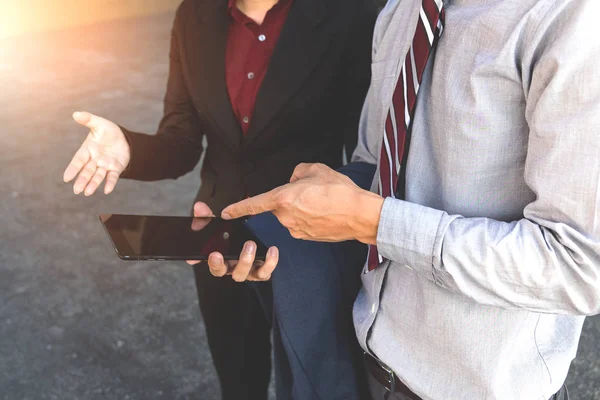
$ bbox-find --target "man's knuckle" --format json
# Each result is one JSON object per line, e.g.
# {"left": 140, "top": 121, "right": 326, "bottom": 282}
{"left": 245, "top": 201, "right": 257, "bottom": 215}
{"left": 293, "top": 163, "right": 303, "bottom": 173}
{"left": 276, "top": 193, "right": 293, "bottom": 209}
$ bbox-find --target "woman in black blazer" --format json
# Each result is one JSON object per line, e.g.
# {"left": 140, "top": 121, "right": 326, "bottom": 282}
{"left": 63, "top": 0, "right": 376, "bottom": 398}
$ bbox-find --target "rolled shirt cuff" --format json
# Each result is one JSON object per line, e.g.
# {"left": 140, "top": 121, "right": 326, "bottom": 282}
{"left": 376, "top": 197, "right": 448, "bottom": 276}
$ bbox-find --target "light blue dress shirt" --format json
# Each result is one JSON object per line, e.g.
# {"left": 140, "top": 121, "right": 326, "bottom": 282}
{"left": 352, "top": 0, "right": 600, "bottom": 399}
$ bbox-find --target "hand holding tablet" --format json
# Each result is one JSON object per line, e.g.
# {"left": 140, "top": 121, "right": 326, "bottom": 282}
{"left": 187, "top": 202, "right": 279, "bottom": 282}
{"left": 99, "top": 202, "right": 279, "bottom": 282}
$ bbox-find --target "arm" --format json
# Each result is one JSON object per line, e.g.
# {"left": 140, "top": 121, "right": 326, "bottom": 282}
{"left": 377, "top": 0, "right": 600, "bottom": 315}
{"left": 120, "top": 3, "right": 204, "bottom": 181}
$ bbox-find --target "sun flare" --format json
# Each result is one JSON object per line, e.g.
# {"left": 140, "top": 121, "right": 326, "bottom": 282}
{"left": 0, "top": 0, "right": 180, "bottom": 39}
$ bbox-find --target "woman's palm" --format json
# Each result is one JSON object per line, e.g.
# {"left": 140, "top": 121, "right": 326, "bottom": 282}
{"left": 63, "top": 112, "right": 130, "bottom": 195}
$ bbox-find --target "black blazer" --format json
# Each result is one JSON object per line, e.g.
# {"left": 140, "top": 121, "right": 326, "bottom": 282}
{"left": 121, "top": 0, "right": 376, "bottom": 213}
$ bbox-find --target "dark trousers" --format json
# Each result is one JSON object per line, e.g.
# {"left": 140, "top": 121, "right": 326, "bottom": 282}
{"left": 366, "top": 370, "right": 570, "bottom": 400}
{"left": 244, "top": 162, "right": 377, "bottom": 400}
{"left": 245, "top": 223, "right": 370, "bottom": 400}
{"left": 193, "top": 265, "right": 272, "bottom": 400}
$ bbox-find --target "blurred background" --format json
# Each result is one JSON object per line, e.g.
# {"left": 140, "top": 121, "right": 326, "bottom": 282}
{"left": 0, "top": 1, "right": 599, "bottom": 399}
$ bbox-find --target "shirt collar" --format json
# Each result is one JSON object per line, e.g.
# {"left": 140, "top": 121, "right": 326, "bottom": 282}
{"left": 228, "top": 0, "right": 292, "bottom": 20}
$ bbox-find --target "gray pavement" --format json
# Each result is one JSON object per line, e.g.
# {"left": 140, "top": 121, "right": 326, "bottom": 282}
{"left": 0, "top": 10, "right": 598, "bottom": 400}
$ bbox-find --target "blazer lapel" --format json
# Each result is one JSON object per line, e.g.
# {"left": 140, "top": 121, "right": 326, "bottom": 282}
{"left": 190, "top": 0, "right": 243, "bottom": 150}
{"left": 244, "top": 0, "right": 333, "bottom": 145}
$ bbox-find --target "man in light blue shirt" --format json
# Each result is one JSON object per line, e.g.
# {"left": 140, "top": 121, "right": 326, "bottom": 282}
{"left": 220, "top": 0, "right": 600, "bottom": 398}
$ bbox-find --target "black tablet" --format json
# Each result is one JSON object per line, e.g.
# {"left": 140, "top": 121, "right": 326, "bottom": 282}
{"left": 99, "top": 214, "right": 267, "bottom": 261}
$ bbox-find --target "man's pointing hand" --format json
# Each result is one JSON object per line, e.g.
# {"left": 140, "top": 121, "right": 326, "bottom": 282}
{"left": 222, "top": 163, "right": 384, "bottom": 245}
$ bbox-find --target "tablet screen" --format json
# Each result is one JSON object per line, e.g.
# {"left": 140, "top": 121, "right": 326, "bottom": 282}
{"left": 99, "top": 214, "right": 267, "bottom": 260}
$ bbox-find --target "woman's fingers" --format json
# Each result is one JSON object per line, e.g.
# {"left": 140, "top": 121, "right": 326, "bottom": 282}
{"left": 231, "top": 241, "right": 256, "bottom": 282}
{"left": 191, "top": 217, "right": 212, "bottom": 231}
{"left": 193, "top": 202, "right": 215, "bottom": 218}
{"left": 83, "top": 167, "right": 107, "bottom": 196}
{"left": 207, "top": 252, "right": 228, "bottom": 277}
{"left": 104, "top": 170, "right": 121, "bottom": 194}
{"left": 64, "top": 145, "right": 91, "bottom": 183}
{"left": 73, "top": 159, "right": 97, "bottom": 195}
{"left": 249, "top": 246, "right": 278, "bottom": 281}
{"left": 67, "top": 144, "right": 123, "bottom": 195}
{"left": 198, "top": 245, "right": 278, "bottom": 283}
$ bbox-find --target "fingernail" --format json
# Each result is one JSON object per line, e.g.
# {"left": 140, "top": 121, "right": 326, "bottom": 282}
{"left": 222, "top": 212, "right": 231, "bottom": 220}
{"left": 211, "top": 256, "right": 223, "bottom": 266}
{"left": 268, "top": 247, "right": 278, "bottom": 258}
{"left": 244, "top": 242, "right": 256, "bottom": 254}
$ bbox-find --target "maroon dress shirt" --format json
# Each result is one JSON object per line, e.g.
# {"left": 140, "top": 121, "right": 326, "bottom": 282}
{"left": 226, "top": 0, "right": 293, "bottom": 135}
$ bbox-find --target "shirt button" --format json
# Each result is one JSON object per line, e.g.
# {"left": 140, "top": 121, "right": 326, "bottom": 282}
{"left": 258, "top": 34, "right": 266, "bottom": 42}
{"left": 371, "top": 303, "right": 377, "bottom": 314}
{"left": 242, "top": 116, "right": 250, "bottom": 124}
{"left": 247, "top": 72, "right": 255, "bottom": 80}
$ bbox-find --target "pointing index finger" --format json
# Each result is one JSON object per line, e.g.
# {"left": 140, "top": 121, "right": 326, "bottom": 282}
{"left": 221, "top": 189, "right": 280, "bottom": 219}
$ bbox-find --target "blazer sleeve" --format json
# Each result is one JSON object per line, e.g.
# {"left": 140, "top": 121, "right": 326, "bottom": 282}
{"left": 120, "top": 5, "right": 204, "bottom": 181}
{"left": 338, "top": 0, "right": 377, "bottom": 161}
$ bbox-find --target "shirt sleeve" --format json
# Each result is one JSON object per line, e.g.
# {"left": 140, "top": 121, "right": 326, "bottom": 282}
{"left": 350, "top": 2, "right": 386, "bottom": 167}
{"left": 376, "top": 0, "right": 600, "bottom": 316}
{"left": 121, "top": 1, "right": 204, "bottom": 181}
{"left": 350, "top": 86, "right": 380, "bottom": 166}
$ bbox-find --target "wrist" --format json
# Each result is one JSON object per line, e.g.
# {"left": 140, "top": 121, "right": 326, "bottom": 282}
{"left": 349, "top": 189, "right": 384, "bottom": 245}
{"left": 118, "top": 128, "right": 132, "bottom": 171}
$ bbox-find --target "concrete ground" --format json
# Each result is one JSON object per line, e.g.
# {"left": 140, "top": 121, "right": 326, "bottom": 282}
{"left": 0, "top": 10, "right": 598, "bottom": 400}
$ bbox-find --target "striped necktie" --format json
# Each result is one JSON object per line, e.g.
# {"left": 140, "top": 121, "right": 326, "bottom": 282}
{"left": 367, "top": 0, "right": 445, "bottom": 271}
